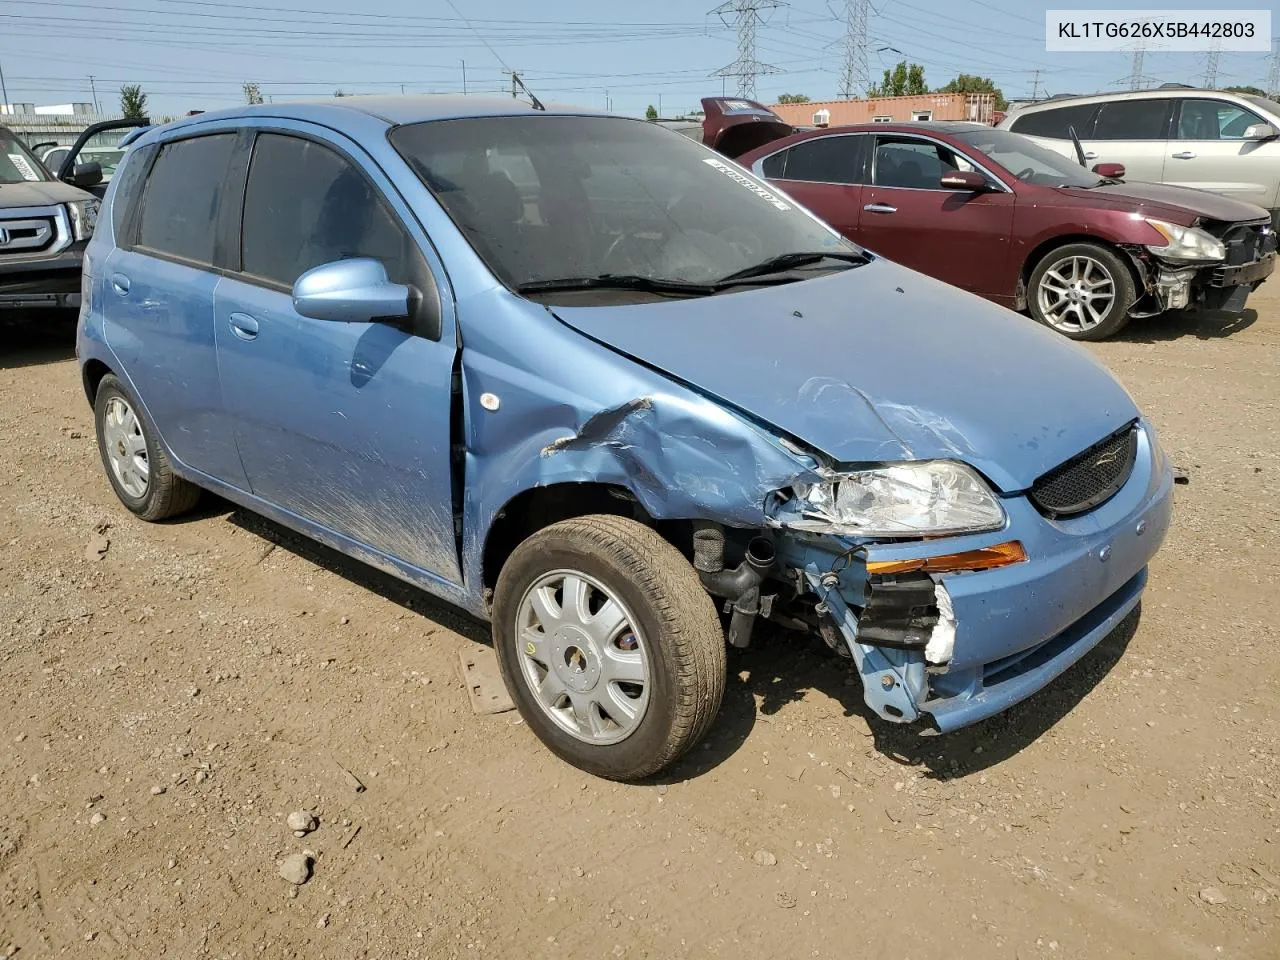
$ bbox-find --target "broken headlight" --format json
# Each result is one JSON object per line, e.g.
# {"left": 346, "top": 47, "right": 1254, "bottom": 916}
{"left": 67, "top": 198, "right": 100, "bottom": 241}
{"left": 787, "top": 461, "right": 1006, "bottom": 538}
{"left": 1144, "top": 218, "right": 1224, "bottom": 262}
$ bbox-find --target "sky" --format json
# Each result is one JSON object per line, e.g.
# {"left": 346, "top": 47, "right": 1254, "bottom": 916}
{"left": 0, "top": 0, "right": 1275, "bottom": 119}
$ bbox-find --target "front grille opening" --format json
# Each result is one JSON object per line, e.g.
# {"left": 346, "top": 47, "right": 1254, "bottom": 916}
{"left": 1029, "top": 422, "right": 1138, "bottom": 519}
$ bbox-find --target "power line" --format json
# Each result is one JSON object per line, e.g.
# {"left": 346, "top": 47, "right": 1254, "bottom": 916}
{"left": 710, "top": 0, "right": 785, "bottom": 99}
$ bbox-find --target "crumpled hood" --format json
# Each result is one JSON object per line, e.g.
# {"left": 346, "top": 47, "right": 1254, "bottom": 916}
{"left": 1055, "top": 181, "right": 1271, "bottom": 225}
{"left": 551, "top": 259, "right": 1141, "bottom": 492}
{"left": 0, "top": 178, "right": 93, "bottom": 207}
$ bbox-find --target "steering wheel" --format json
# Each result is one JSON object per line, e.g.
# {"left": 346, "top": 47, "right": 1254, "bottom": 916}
{"left": 1014, "top": 167, "right": 1037, "bottom": 182}
{"left": 601, "top": 231, "right": 646, "bottom": 273}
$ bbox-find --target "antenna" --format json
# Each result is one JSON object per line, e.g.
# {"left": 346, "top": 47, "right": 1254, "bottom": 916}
{"left": 837, "top": 0, "right": 871, "bottom": 100}
{"left": 710, "top": 0, "right": 785, "bottom": 99}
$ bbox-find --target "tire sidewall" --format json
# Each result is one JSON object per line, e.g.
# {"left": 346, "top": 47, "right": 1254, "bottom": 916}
{"left": 94, "top": 375, "right": 160, "bottom": 517}
{"left": 1029, "top": 242, "right": 1134, "bottom": 341}
{"left": 492, "top": 531, "right": 685, "bottom": 780}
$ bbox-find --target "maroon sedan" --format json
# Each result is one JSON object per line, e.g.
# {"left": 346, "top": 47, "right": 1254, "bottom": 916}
{"left": 730, "top": 121, "right": 1276, "bottom": 340}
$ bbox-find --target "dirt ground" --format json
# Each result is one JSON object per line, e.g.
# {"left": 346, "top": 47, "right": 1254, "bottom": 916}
{"left": 1, "top": 288, "right": 1277, "bottom": 960}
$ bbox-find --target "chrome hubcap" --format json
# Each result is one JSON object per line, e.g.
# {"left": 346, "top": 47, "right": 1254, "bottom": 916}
{"left": 102, "top": 396, "right": 149, "bottom": 498}
{"left": 516, "top": 570, "right": 650, "bottom": 745}
{"left": 1038, "top": 255, "right": 1116, "bottom": 332}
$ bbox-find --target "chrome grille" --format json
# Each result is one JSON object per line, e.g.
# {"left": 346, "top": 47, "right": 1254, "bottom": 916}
{"left": 0, "top": 216, "right": 55, "bottom": 253}
{"left": 1029, "top": 424, "right": 1138, "bottom": 519}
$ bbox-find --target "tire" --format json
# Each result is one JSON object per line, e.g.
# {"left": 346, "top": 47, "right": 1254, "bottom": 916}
{"left": 94, "top": 374, "right": 201, "bottom": 521}
{"left": 492, "top": 515, "right": 726, "bottom": 781}
{"left": 1027, "top": 242, "right": 1136, "bottom": 341}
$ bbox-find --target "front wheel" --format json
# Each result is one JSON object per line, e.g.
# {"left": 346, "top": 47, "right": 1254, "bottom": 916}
{"left": 1027, "top": 242, "right": 1136, "bottom": 341}
{"left": 492, "top": 515, "right": 726, "bottom": 781}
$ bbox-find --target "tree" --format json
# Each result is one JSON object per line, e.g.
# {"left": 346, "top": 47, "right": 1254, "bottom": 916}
{"left": 1223, "top": 85, "right": 1266, "bottom": 96}
{"left": 119, "top": 84, "right": 147, "bottom": 119}
{"left": 867, "top": 61, "right": 926, "bottom": 98}
{"left": 776, "top": 93, "right": 810, "bottom": 104}
{"left": 243, "top": 82, "right": 264, "bottom": 105}
{"left": 937, "top": 73, "right": 1007, "bottom": 111}
{"left": 645, "top": 104, "right": 658, "bottom": 120}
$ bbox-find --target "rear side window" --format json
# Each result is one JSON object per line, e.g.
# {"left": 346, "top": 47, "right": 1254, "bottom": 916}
{"left": 240, "top": 133, "right": 418, "bottom": 290}
{"left": 1092, "top": 99, "right": 1171, "bottom": 141}
{"left": 770, "top": 136, "right": 865, "bottom": 184}
{"left": 1176, "top": 99, "right": 1264, "bottom": 140}
{"left": 109, "top": 143, "right": 156, "bottom": 242}
{"left": 135, "top": 134, "right": 236, "bottom": 265}
{"left": 1008, "top": 103, "right": 1095, "bottom": 139}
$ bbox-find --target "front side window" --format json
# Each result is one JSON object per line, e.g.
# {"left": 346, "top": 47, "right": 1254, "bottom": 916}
{"left": 1008, "top": 103, "right": 1095, "bottom": 139}
{"left": 390, "top": 116, "right": 852, "bottom": 289}
{"left": 771, "top": 135, "right": 864, "bottom": 184}
{"left": 954, "top": 129, "right": 1102, "bottom": 188}
{"left": 240, "top": 133, "right": 418, "bottom": 290}
{"left": 1, "top": 127, "right": 51, "bottom": 183}
{"left": 1092, "top": 99, "right": 1171, "bottom": 141}
{"left": 136, "top": 134, "right": 236, "bottom": 265}
{"left": 1176, "top": 99, "right": 1265, "bottom": 140}
{"left": 872, "top": 137, "right": 972, "bottom": 189}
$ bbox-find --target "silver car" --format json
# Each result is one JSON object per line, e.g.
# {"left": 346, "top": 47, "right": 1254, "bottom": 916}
{"left": 1000, "top": 89, "right": 1280, "bottom": 229}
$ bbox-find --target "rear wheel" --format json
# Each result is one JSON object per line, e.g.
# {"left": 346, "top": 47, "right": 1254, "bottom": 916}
{"left": 1028, "top": 242, "right": 1135, "bottom": 341}
{"left": 492, "top": 515, "right": 726, "bottom": 781}
{"left": 94, "top": 374, "right": 201, "bottom": 521}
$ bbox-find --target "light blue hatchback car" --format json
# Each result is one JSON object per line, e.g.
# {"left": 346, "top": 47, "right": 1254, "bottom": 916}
{"left": 78, "top": 95, "right": 1173, "bottom": 780}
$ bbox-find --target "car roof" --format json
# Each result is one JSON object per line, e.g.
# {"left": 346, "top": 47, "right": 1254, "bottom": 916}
{"left": 751, "top": 121, "right": 989, "bottom": 151}
{"left": 1010, "top": 88, "right": 1255, "bottom": 113}
{"left": 146, "top": 94, "right": 610, "bottom": 140}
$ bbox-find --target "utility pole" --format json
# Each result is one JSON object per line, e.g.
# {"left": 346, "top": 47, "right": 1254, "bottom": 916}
{"left": 710, "top": 0, "right": 785, "bottom": 99}
{"left": 837, "top": 0, "right": 870, "bottom": 100}
{"left": 1029, "top": 69, "right": 1042, "bottom": 100}
{"left": 1267, "top": 37, "right": 1280, "bottom": 98}
{"left": 88, "top": 74, "right": 99, "bottom": 113}
{"left": 1202, "top": 42, "right": 1221, "bottom": 89}
{"left": 0, "top": 55, "right": 9, "bottom": 113}
{"left": 461, "top": 59, "right": 467, "bottom": 95}
{"left": 658, "top": 93, "right": 663, "bottom": 116}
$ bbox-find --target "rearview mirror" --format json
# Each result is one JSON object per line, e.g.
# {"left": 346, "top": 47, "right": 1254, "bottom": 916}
{"left": 939, "top": 170, "right": 987, "bottom": 191}
{"left": 1092, "top": 162, "right": 1126, "bottom": 179}
{"left": 66, "top": 162, "right": 102, "bottom": 188}
{"left": 1242, "top": 122, "right": 1278, "bottom": 141}
{"left": 292, "top": 258, "right": 411, "bottom": 324}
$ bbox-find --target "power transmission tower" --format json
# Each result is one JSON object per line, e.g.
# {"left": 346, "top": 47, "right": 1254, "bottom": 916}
{"left": 837, "top": 0, "right": 870, "bottom": 100}
{"left": 1202, "top": 43, "right": 1221, "bottom": 89}
{"left": 1268, "top": 37, "right": 1280, "bottom": 97}
{"left": 1126, "top": 43, "right": 1146, "bottom": 91}
{"left": 710, "top": 0, "right": 785, "bottom": 99}
{"left": 1029, "top": 69, "right": 1042, "bottom": 100}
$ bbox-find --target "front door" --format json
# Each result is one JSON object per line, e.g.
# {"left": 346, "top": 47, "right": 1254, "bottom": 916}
{"left": 857, "top": 135, "right": 1015, "bottom": 299}
{"left": 212, "top": 129, "right": 461, "bottom": 584}
{"left": 1166, "top": 97, "right": 1279, "bottom": 209}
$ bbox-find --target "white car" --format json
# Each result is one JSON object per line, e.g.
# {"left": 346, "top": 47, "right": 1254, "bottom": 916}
{"left": 999, "top": 89, "right": 1280, "bottom": 230}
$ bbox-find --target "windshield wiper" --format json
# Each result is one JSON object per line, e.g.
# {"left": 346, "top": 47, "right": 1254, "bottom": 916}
{"left": 517, "top": 274, "right": 716, "bottom": 296}
{"left": 712, "top": 250, "right": 868, "bottom": 286}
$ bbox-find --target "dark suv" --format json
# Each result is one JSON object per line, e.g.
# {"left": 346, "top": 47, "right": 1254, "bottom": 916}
{"left": 1, "top": 119, "right": 146, "bottom": 310}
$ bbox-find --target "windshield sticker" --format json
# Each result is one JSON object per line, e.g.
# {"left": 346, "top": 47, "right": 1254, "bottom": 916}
{"left": 7, "top": 154, "right": 39, "bottom": 181}
{"left": 702, "top": 158, "right": 791, "bottom": 212}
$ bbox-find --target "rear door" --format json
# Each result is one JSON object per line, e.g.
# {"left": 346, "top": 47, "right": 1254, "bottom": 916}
{"left": 1166, "top": 97, "right": 1278, "bottom": 209}
{"left": 211, "top": 127, "right": 462, "bottom": 584}
{"left": 101, "top": 128, "right": 249, "bottom": 488}
{"left": 857, "top": 134, "right": 1016, "bottom": 299}
{"left": 754, "top": 133, "right": 868, "bottom": 239}
{"left": 1084, "top": 98, "right": 1173, "bottom": 182}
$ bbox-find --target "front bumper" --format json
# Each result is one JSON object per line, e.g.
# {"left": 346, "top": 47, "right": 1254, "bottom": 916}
{"left": 0, "top": 243, "right": 86, "bottom": 309}
{"left": 783, "top": 420, "right": 1173, "bottom": 732}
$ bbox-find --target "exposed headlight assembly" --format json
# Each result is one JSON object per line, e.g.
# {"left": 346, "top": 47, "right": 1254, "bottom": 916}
{"left": 1144, "top": 218, "right": 1225, "bottom": 262}
{"left": 784, "top": 461, "right": 1006, "bottom": 538}
{"left": 67, "top": 199, "right": 100, "bottom": 241}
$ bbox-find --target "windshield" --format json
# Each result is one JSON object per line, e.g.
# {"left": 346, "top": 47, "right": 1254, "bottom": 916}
{"left": 952, "top": 128, "right": 1103, "bottom": 188}
{"left": 0, "top": 128, "right": 51, "bottom": 184}
{"left": 390, "top": 115, "right": 857, "bottom": 290}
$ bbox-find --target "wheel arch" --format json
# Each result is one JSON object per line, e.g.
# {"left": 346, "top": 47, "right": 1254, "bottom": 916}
{"left": 1021, "top": 233, "right": 1145, "bottom": 291}
{"left": 81, "top": 358, "right": 113, "bottom": 406}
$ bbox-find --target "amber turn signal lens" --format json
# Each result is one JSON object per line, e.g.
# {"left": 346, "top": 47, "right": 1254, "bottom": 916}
{"left": 865, "top": 541, "right": 1027, "bottom": 576}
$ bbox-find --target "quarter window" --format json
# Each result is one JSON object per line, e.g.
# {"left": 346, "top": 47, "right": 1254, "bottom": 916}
{"left": 1092, "top": 99, "right": 1171, "bottom": 141}
{"left": 240, "top": 133, "right": 419, "bottom": 291}
{"left": 771, "top": 136, "right": 864, "bottom": 184}
{"left": 1008, "top": 103, "right": 1096, "bottom": 139}
{"left": 135, "top": 134, "right": 237, "bottom": 265}
{"left": 1176, "top": 99, "right": 1265, "bottom": 140}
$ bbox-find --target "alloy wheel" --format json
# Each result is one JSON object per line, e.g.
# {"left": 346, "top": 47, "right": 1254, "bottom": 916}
{"left": 1036, "top": 254, "right": 1116, "bottom": 334}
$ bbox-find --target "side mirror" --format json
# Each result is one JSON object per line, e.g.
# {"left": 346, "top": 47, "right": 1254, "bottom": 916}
{"left": 66, "top": 162, "right": 102, "bottom": 188}
{"left": 1242, "top": 122, "right": 1278, "bottom": 141}
{"left": 1092, "top": 162, "right": 1126, "bottom": 179}
{"left": 292, "top": 258, "right": 411, "bottom": 324}
{"left": 939, "top": 170, "right": 987, "bottom": 191}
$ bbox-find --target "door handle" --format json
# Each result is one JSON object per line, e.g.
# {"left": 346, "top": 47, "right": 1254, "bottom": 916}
{"left": 1083, "top": 152, "right": 1098, "bottom": 161}
{"left": 228, "top": 312, "right": 259, "bottom": 341}
{"left": 863, "top": 203, "right": 897, "bottom": 214}
{"left": 1171, "top": 151, "right": 1196, "bottom": 160}
{"left": 109, "top": 273, "right": 130, "bottom": 296}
